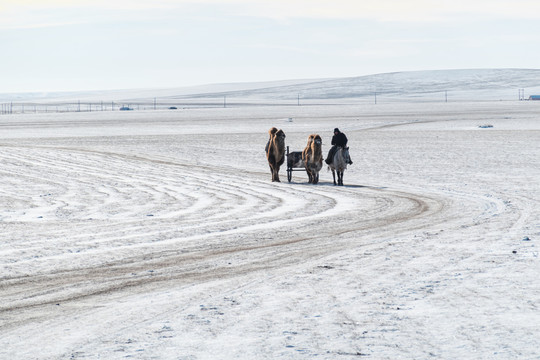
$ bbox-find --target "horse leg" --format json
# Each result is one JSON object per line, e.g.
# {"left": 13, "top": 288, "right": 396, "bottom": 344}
{"left": 332, "top": 169, "right": 337, "bottom": 185}
{"left": 275, "top": 165, "right": 281, "bottom": 182}
{"left": 338, "top": 171, "right": 343, "bottom": 186}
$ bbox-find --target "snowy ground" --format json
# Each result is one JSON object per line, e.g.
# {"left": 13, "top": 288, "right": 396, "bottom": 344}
{"left": 0, "top": 101, "right": 539, "bottom": 359}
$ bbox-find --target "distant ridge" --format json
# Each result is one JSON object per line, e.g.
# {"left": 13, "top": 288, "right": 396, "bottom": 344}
{"left": 2, "top": 69, "right": 540, "bottom": 103}
{"left": 180, "top": 68, "right": 540, "bottom": 101}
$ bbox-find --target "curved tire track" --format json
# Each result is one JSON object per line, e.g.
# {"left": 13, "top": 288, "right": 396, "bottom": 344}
{"left": 0, "top": 144, "right": 457, "bottom": 328}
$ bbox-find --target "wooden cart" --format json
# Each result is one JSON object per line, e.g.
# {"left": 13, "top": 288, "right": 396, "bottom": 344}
{"left": 285, "top": 146, "right": 305, "bottom": 182}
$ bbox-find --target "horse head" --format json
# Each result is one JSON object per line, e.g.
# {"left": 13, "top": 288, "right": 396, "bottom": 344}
{"left": 342, "top": 146, "right": 350, "bottom": 162}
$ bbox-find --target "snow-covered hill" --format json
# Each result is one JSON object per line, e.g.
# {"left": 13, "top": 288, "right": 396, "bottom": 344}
{"left": 175, "top": 68, "right": 540, "bottom": 101}
{"left": 2, "top": 69, "right": 540, "bottom": 103}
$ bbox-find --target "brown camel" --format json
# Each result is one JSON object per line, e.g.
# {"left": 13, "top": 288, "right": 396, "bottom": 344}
{"left": 265, "top": 127, "right": 286, "bottom": 182}
{"left": 302, "top": 134, "right": 323, "bottom": 184}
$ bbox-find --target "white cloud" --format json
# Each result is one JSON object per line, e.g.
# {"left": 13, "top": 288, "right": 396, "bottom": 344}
{"left": 2, "top": 0, "right": 540, "bottom": 28}
{"left": 195, "top": 0, "right": 540, "bottom": 22}
{"left": 0, "top": 0, "right": 182, "bottom": 29}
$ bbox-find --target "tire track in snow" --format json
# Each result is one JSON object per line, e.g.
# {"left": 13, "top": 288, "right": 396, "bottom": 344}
{"left": 0, "top": 144, "right": 457, "bottom": 326}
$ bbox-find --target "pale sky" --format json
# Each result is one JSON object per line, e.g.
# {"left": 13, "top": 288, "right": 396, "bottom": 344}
{"left": 1, "top": 0, "right": 540, "bottom": 93}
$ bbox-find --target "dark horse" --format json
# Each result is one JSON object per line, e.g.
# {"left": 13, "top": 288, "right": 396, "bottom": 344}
{"left": 328, "top": 146, "right": 351, "bottom": 186}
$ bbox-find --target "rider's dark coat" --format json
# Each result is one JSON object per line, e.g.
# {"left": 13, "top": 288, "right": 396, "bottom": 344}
{"left": 331, "top": 132, "right": 348, "bottom": 147}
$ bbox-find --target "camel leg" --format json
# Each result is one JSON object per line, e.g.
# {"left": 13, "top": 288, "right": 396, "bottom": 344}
{"left": 271, "top": 164, "right": 280, "bottom": 182}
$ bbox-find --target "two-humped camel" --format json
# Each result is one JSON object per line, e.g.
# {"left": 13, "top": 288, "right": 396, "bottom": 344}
{"left": 302, "top": 134, "right": 323, "bottom": 184}
{"left": 265, "top": 127, "right": 286, "bottom": 182}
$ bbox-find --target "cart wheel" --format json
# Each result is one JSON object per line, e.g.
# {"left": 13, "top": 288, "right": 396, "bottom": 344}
{"left": 287, "top": 168, "right": 292, "bottom": 182}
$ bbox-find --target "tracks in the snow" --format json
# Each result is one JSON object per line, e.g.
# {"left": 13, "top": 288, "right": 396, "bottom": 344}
{"left": 1, "top": 144, "right": 449, "bottom": 324}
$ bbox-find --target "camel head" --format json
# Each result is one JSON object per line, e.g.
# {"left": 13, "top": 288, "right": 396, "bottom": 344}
{"left": 312, "top": 135, "right": 322, "bottom": 149}
{"left": 274, "top": 129, "right": 286, "bottom": 148}
{"left": 306, "top": 134, "right": 315, "bottom": 147}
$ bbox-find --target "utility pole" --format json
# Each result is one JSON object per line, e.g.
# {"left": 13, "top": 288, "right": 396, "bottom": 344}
{"left": 374, "top": 92, "right": 377, "bottom": 105}
{"left": 224, "top": 95, "right": 226, "bottom": 108}
{"left": 445, "top": 90, "right": 448, "bottom": 103}
{"left": 297, "top": 93, "right": 300, "bottom": 106}
{"left": 154, "top": 97, "right": 157, "bottom": 110}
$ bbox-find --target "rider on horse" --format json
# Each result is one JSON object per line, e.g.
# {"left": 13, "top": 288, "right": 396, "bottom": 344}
{"left": 325, "top": 128, "right": 353, "bottom": 165}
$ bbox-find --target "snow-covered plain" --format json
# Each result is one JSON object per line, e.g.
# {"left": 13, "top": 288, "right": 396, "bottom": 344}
{"left": 1, "top": 99, "right": 539, "bottom": 359}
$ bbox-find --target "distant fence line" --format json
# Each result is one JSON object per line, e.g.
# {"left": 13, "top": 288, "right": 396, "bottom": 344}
{"left": 0, "top": 99, "right": 210, "bottom": 115}
{"left": 0, "top": 98, "right": 299, "bottom": 115}
{"left": 1, "top": 97, "right": 344, "bottom": 115}
{"left": 0, "top": 90, "right": 535, "bottom": 115}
